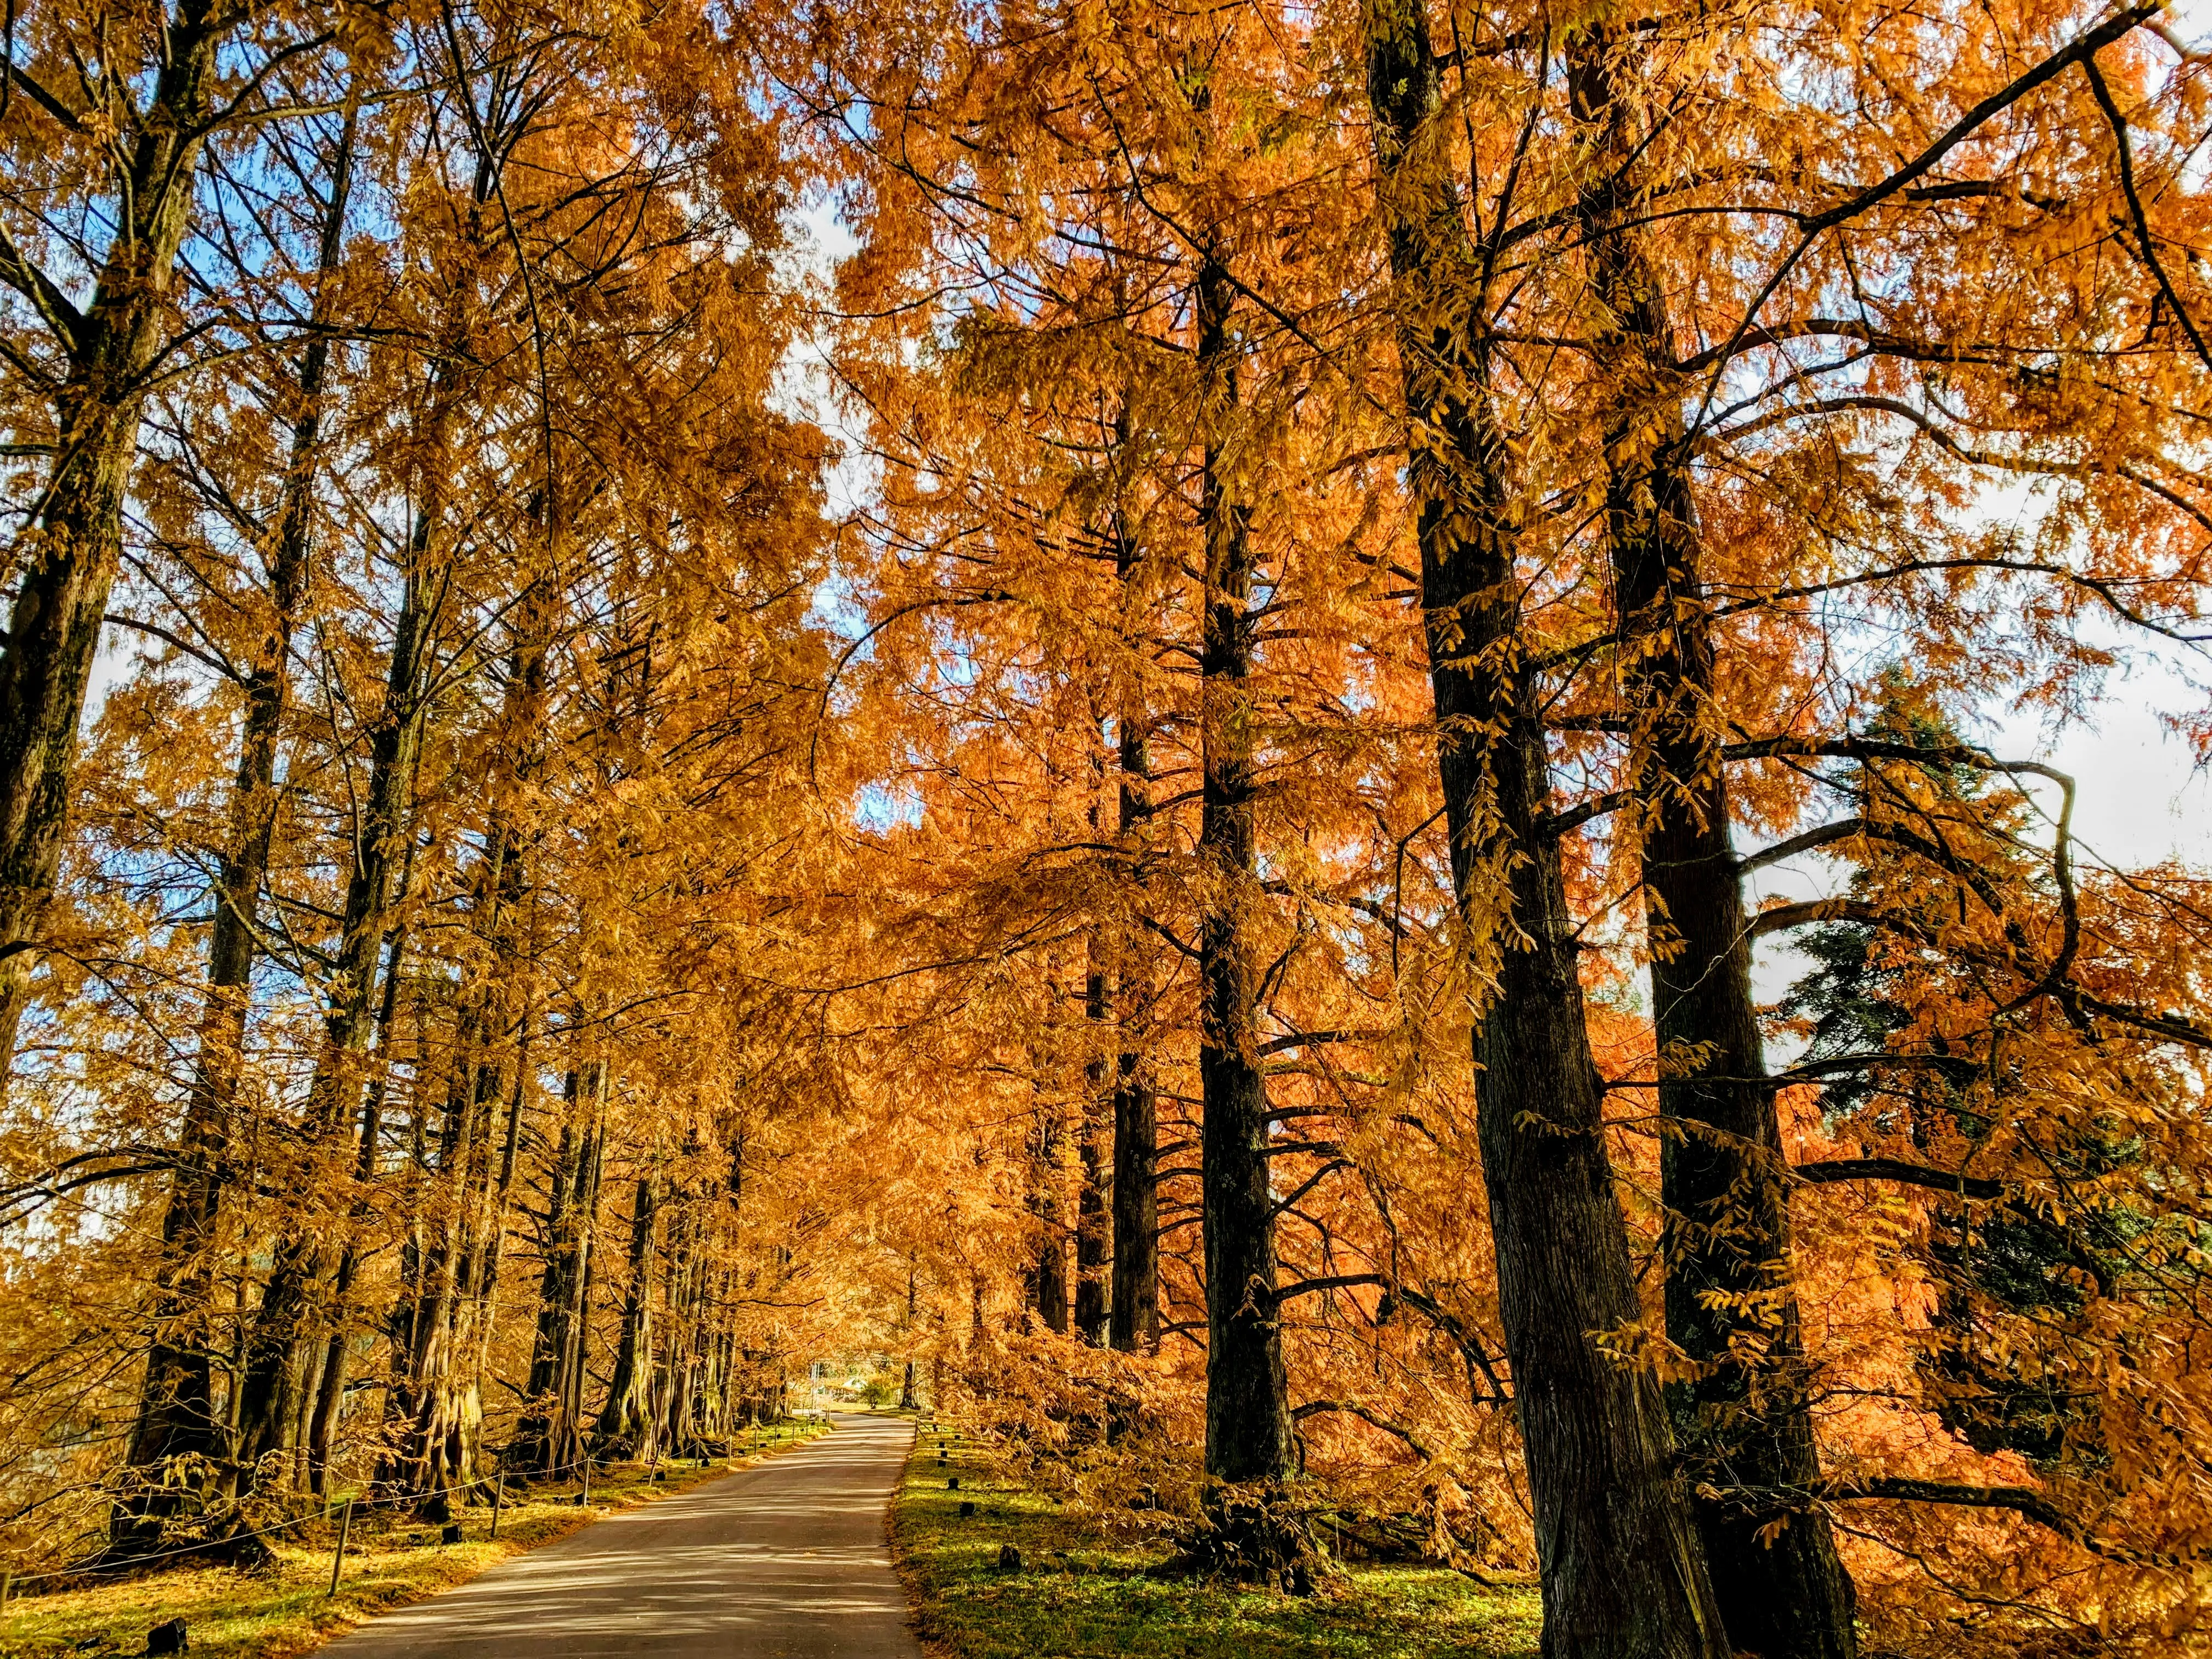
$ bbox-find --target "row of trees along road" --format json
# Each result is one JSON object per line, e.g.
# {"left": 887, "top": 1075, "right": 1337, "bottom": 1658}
{"left": 4, "top": 0, "right": 2212, "bottom": 1655}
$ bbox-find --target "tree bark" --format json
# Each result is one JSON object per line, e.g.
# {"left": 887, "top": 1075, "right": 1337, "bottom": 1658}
{"left": 391, "top": 551, "right": 550, "bottom": 1511}
{"left": 1194, "top": 251, "right": 1292, "bottom": 1489}
{"left": 1567, "top": 33, "right": 1858, "bottom": 1657}
{"left": 595, "top": 1171, "right": 661, "bottom": 1458}
{"left": 517, "top": 1060, "right": 606, "bottom": 1474}
{"left": 1030, "top": 1094, "right": 1072, "bottom": 1335}
{"left": 1109, "top": 492, "right": 1159, "bottom": 1355}
{"left": 1076, "top": 857, "right": 1112, "bottom": 1344}
{"left": 232, "top": 515, "right": 437, "bottom": 1479}
{"left": 0, "top": 0, "right": 228, "bottom": 1081}
{"left": 306, "top": 888, "right": 415, "bottom": 1492}
{"left": 1362, "top": 5, "right": 1728, "bottom": 1654}
{"left": 122, "top": 104, "right": 358, "bottom": 1533}
{"left": 899, "top": 1262, "right": 922, "bottom": 1408}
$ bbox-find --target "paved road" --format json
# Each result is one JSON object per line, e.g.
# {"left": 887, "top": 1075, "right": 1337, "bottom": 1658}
{"left": 319, "top": 1413, "right": 923, "bottom": 1658}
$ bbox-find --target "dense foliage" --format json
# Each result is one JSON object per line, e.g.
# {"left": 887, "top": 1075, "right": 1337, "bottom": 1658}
{"left": 3, "top": 0, "right": 2210, "bottom": 1653}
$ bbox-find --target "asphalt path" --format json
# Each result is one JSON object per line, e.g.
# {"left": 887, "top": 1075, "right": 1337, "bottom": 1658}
{"left": 318, "top": 1412, "right": 923, "bottom": 1658}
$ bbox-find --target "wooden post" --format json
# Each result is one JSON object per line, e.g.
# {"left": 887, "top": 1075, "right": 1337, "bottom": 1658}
{"left": 2, "top": 1565, "right": 13, "bottom": 1614}
{"left": 329, "top": 1499, "right": 354, "bottom": 1596}
{"left": 582, "top": 1462, "right": 590, "bottom": 1508}
{"left": 490, "top": 1473, "right": 505, "bottom": 1540}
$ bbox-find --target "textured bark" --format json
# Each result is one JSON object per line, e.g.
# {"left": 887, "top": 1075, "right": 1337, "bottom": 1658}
{"left": 899, "top": 1263, "right": 921, "bottom": 1408}
{"left": 1362, "top": 4, "right": 1727, "bottom": 1654}
{"left": 380, "top": 1003, "right": 433, "bottom": 1454}
{"left": 1109, "top": 1007, "right": 1159, "bottom": 1352}
{"left": 595, "top": 1172, "right": 661, "bottom": 1457}
{"left": 658, "top": 1179, "right": 711, "bottom": 1458}
{"left": 1109, "top": 505, "right": 1159, "bottom": 1354}
{"left": 1194, "top": 252, "right": 1292, "bottom": 1488}
{"left": 0, "top": 0, "right": 228, "bottom": 1081}
{"left": 392, "top": 563, "right": 550, "bottom": 1510}
{"left": 1030, "top": 1086, "right": 1071, "bottom": 1335}
{"left": 516, "top": 1062, "right": 606, "bottom": 1475}
{"left": 1076, "top": 935, "right": 1112, "bottom": 1345}
{"left": 306, "top": 895, "right": 414, "bottom": 1492}
{"left": 122, "top": 109, "right": 358, "bottom": 1533}
{"left": 1568, "top": 33, "right": 1858, "bottom": 1657}
{"left": 238, "top": 113, "right": 507, "bottom": 1491}
{"left": 232, "top": 489, "right": 438, "bottom": 1479}
{"left": 390, "top": 1031, "right": 500, "bottom": 1518}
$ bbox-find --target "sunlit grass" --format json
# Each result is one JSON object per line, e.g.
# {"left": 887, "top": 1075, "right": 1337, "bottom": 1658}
{"left": 0, "top": 1420, "right": 831, "bottom": 1658}
{"left": 893, "top": 1428, "right": 1542, "bottom": 1659}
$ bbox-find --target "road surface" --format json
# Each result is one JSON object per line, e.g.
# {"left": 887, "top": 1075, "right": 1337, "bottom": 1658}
{"left": 318, "top": 1412, "right": 924, "bottom": 1658}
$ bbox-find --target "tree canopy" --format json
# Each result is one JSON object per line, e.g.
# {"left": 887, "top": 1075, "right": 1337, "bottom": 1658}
{"left": 3, "top": 0, "right": 2211, "bottom": 1652}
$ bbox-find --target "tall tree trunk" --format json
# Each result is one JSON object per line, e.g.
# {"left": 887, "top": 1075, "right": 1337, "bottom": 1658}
{"left": 306, "top": 878, "right": 415, "bottom": 1493}
{"left": 596, "top": 1171, "right": 661, "bottom": 1458}
{"left": 380, "top": 1001, "right": 433, "bottom": 1457}
{"left": 900, "top": 1263, "right": 922, "bottom": 1408}
{"left": 1076, "top": 755, "right": 1113, "bottom": 1345}
{"left": 1076, "top": 1015, "right": 1110, "bottom": 1346}
{"left": 657, "top": 1177, "right": 703, "bottom": 1458}
{"left": 518, "top": 1060, "right": 606, "bottom": 1474}
{"left": 121, "top": 105, "right": 358, "bottom": 1535}
{"left": 390, "top": 1035, "right": 495, "bottom": 1517}
{"left": 1567, "top": 33, "right": 1858, "bottom": 1658}
{"left": 568, "top": 1100, "right": 607, "bottom": 1443}
{"left": 394, "top": 563, "right": 550, "bottom": 1510}
{"left": 1029, "top": 1092, "right": 1071, "bottom": 1335}
{"left": 1194, "top": 251, "right": 1291, "bottom": 1490}
{"left": 1109, "top": 490, "right": 1159, "bottom": 1355}
{"left": 232, "top": 504, "right": 439, "bottom": 1480}
{"left": 0, "top": 0, "right": 227, "bottom": 1081}
{"left": 238, "top": 101, "right": 511, "bottom": 1494}
{"left": 1362, "top": 6, "right": 1727, "bottom": 1654}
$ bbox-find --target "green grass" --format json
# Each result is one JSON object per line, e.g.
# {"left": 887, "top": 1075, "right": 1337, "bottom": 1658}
{"left": 0, "top": 1420, "right": 832, "bottom": 1659}
{"left": 893, "top": 1429, "right": 1542, "bottom": 1659}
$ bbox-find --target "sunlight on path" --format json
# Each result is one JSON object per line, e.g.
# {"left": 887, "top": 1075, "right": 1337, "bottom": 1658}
{"left": 316, "top": 1413, "right": 922, "bottom": 1658}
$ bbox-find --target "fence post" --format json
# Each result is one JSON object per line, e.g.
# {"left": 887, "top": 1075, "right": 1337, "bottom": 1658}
{"left": 581, "top": 1462, "right": 590, "bottom": 1508}
{"left": 2, "top": 1565, "right": 13, "bottom": 1615}
{"left": 329, "top": 1499, "right": 354, "bottom": 1596}
{"left": 491, "top": 1472, "right": 505, "bottom": 1541}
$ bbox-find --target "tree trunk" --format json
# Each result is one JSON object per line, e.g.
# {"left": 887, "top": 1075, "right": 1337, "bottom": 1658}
{"left": 900, "top": 1261, "right": 922, "bottom": 1407}
{"left": 121, "top": 104, "right": 358, "bottom": 1536}
{"left": 390, "top": 1031, "right": 499, "bottom": 1519}
{"left": 1362, "top": 5, "right": 1728, "bottom": 1654}
{"left": 1030, "top": 1085, "right": 1071, "bottom": 1335}
{"left": 380, "top": 1002, "right": 433, "bottom": 1457}
{"left": 658, "top": 1180, "right": 704, "bottom": 1458}
{"left": 518, "top": 1061, "right": 606, "bottom": 1474}
{"left": 596, "top": 1171, "right": 661, "bottom": 1458}
{"left": 1567, "top": 33, "right": 1858, "bottom": 1658}
{"left": 1194, "top": 252, "right": 1291, "bottom": 1489}
{"left": 1109, "top": 994, "right": 1159, "bottom": 1352}
{"left": 1109, "top": 498, "right": 1159, "bottom": 1355}
{"left": 306, "top": 888, "right": 414, "bottom": 1492}
{"left": 0, "top": 0, "right": 226, "bottom": 1082}
{"left": 393, "top": 558, "right": 550, "bottom": 1510}
{"left": 1076, "top": 913, "right": 1112, "bottom": 1344}
{"left": 231, "top": 488, "right": 439, "bottom": 1479}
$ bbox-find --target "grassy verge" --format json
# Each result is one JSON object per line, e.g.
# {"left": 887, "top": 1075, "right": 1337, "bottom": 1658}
{"left": 892, "top": 1427, "right": 1542, "bottom": 1659}
{"left": 0, "top": 1419, "right": 833, "bottom": 1659}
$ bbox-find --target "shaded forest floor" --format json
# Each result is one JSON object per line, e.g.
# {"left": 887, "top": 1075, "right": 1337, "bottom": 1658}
{"left": 893, "top": 1428, "right": 1542, "bottom": 1659}
{"left": 0, "top": 1420, "right": 832, "bottom": 1659}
